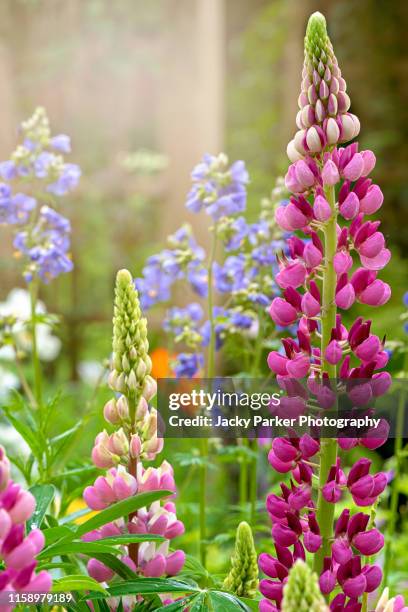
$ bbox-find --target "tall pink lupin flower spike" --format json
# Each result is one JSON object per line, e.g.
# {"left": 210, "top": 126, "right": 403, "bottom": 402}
{"left": 259, "top": 13, "right": 391, "bottom": 612}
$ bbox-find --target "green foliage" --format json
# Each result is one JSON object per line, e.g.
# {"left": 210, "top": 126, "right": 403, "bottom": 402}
{"left": 222, "top": 522, "right": 258, "bottom": 598}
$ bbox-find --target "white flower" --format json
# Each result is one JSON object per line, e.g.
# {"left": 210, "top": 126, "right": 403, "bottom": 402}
{"left": 0, "top": 423, "right": 30, "bottom": 457}
{"left": 0, "top": 366, "right": 18, "bottom": 400}
{"left": 77, "top": 360, "right": 105, "bottom": 386}
{"left": 0, "top": 288, "right": 61, "bottom": 361}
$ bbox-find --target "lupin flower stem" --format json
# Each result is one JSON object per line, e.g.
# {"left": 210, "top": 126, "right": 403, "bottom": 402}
{"left": 314, "top": 184, "right": 338, "bottom": 574}
{"left": 250, "top": 439, "right": 258, "bottom": 525}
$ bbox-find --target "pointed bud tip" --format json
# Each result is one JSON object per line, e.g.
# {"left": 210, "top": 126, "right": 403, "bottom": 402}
{"left": 116, "top": 269, "right": 133, "bottom": 285}
{"left": 305, "top": 12, "right": 331, "bottom": 65}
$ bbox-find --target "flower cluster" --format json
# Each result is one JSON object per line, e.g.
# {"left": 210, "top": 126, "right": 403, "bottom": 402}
{"left": 0, "top": 107, "right": 80, "bottom": 282}
{"left": 0, "top": 446, "right": 51, "bottom": 605}
{"left": 83, "top": 270, "right": 185, "bottom": 588}
{"left": 136, "top": 157, "right": 288, "bottom": 378}
{"left": 259, "top": 13, "right": 391, "bottom": 611}
{"left": 186, "top": 153, "right": 248, "bottom": 220}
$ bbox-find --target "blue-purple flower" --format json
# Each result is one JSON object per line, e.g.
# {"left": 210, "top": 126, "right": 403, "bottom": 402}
{"left": 0, "top": 108, "right": 80, "bottom": 283}
{"left": 173, "top": 352, "right": 204, "bottom": 378}
{"left": 0, "top": 185, "right": 36, "bottom": 225}
{"left": 14, "top": 206, "right": 73, "bottom": 282}
{"left": 186, "top": 153, "right": 248, "bottom": 221}
{"left": 213, "top": 255, "right": 251, "bottom": 293}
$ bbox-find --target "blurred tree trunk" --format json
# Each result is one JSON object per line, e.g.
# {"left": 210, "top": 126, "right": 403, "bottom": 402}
{"left": 157, "top": 0, "right": 225, "bottom": 249}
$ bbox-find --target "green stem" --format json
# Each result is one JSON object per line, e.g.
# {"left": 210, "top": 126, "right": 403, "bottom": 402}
{"left": 199, "top": 437, "right": 208, "bottom": 567}
{"left": 313, "top": 184, "right": 338, "bottom": 576}
{"left": 127, "top": 391, "right": 140, "bottom": 566}
{"left": 29, "top": 280, "right": 43, "bottom": 409}
{"left": 199, "top": 226, "right": 218, "bottom": 567}
{"left": 383, "top": 355, "right": 408, "bottom": 585}
{"left": 239, "top": 439, "right": 249, "bottom": 506}
{"left": 249, "top": 439, "right": 258, "bottom": 525}
{"left": 206, "top": 230, "right": 218, "bottom": 380}
{"left": 362, "top": 503, "right": 377, "bottom": 612}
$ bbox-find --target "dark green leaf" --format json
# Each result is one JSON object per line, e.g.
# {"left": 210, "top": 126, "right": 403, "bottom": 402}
{"left": 38, "top": 540, "right": 121, "bottom": 560}
{"left": 43, "top": 526, "right": 74, "bottom": 545}
{"left": 27, "top": 484, "right": 55, "bottom": 530}
{"left": 82, "top": 578, "right": 199, "bottom": 600}
{"left": 74, "top": 490, "right": 172, "bottom": 538}
{"left": 189, "top": 593, "right": 209, "bottom": 611}
{"left": 209, "top": 591, "right": 250, "bottom": 611}
{"left": 52, "top": 575, "right": 108, "bottom": 594}
{"left": 155, "top": 595, "right": 199, "bottom": 611}
{"left": 96, "top": 534, "right": 165, "bottom": 546}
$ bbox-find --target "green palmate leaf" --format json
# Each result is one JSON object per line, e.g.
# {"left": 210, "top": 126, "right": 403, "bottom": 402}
{"left": 189, "top": 593, "right": 209, "bottom": 611}
{"left": 209, "top": 591, "right": 251, "bottom": 611}
{"left": 27, "top": 484, "right": 55, "bottom": 531}
{"left": 38, "top": 540, "right": 121, "bottom": 560}
{"left": 180, "top": 553, "right": 211, "bottom": 583}
{"left": 155, "top": 596, "right": 198, "bottom": 612}
{"left": 238, "top": 597, "right": 261, "bottom": 611}
{"left": 52, "top": 575, "right": 108, "bottom": 595}
{"left": 74, "top": 489, "right": 172, "bottom": 538}
{"left": 82, "top": 578, "right": 200, "bottom": 600}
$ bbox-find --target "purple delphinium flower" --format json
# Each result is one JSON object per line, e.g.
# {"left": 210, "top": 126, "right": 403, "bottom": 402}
{"left": 163, "top": 303, "right": 204, "bottom": 336}
{"left": 186, "top": 153, "right": 248, "bottom": 221}
{"left": 47, "top": 163, "right": 81, "bottom": 196}
{"left": 0, "top": 184, "right": 36, "bottom": 225}
{"left": 135, "top": 261, "right": 174, "bottom": 310}
{"left": 50, "top": 134, "right": 71, "bottom": 154}
{"left": 14, "top": 206, "right": 73, "bottom": 282}
{"left": 173, "top": 352, "right": 204, "bottom": 378}
{"left": 0, "top": 108, "right": 80, "bottom": 283}
{"left": 213, "top": 255, "right": 249, "bottom": 293}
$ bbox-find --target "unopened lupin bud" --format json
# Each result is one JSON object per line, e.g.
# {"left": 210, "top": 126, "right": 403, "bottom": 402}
{"left": 103, "top": 398, "right": 119, "bottom": 424}
{"left": 222, "top": 522, "right": 258, "bottom": 598}
{"left": 282, "top": 560, "right": 328, "bottom": 612}
{"left": 116, "top": 395, "right": 129, "bottom": 420}
{"left": 109, "top": 428, "right": 129, "bottom": 456}
{"left": 130, "top": 434, "right": 142, "bottom": 459}
{"left": 288, "top": 12, "right": 360, "bottom": 159}
{"left": 111, "top": 269, "right": 151, "bottom": 397}
{"left": 143, "top": 376, "right": 157, "bottom": 401}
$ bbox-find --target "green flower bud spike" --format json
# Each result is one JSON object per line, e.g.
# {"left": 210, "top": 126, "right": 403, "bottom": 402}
{"left": 222, "top": 521, "right": 258, "bottom": 598}
{"left": 287, "top": 11, "right": 360, "bottom": 162}
{"left": 282, "top": 560, "right": 328, "bottom": 612}
{"left": 109, "top": 269, "right": 152, "bottom": 399}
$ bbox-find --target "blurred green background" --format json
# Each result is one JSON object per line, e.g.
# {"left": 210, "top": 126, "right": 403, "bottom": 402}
{"left": 0, "top": 0, "right": 407, "bottom": 581}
